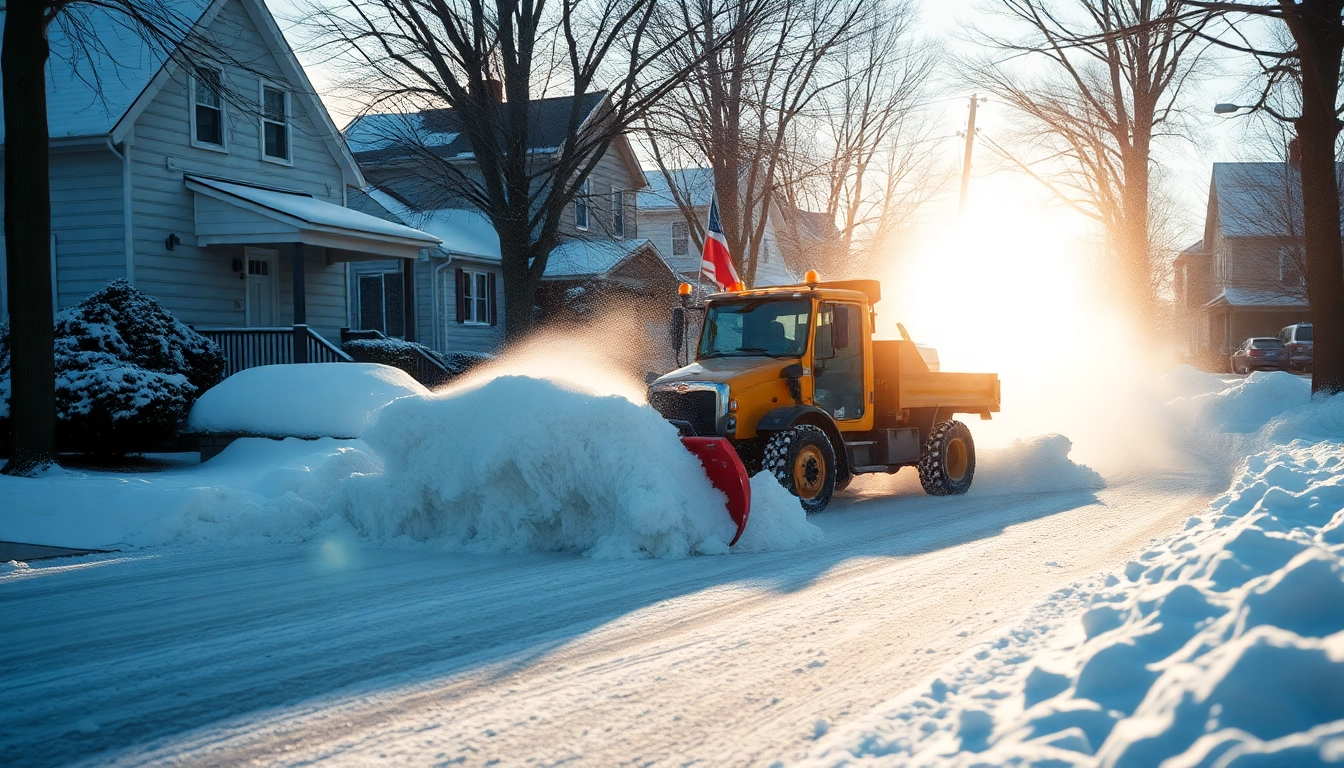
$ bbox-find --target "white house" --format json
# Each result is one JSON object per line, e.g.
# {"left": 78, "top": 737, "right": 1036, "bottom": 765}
{"left": 0, "top": 0, "right": 439, "bottom": 373}
{"left": 638, "top": 167, "right": 799, "bottom": 287}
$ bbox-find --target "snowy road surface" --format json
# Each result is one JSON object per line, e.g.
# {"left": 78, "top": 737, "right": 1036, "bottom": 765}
{"left": 3, "top": 466, "right": 1217, "bottom": 767}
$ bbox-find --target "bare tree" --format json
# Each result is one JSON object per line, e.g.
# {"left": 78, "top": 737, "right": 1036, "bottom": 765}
{"left": 773, "top": 4, "right": 943, "bottom": 277}
{"left": 302, "top": 0, "right": 725, "bottom": 339}
{"left": 643, "top": 0, "right": 872, "bottom": 286}
{"left": 1174, "top": 1, "right": 1344, "bottom": 393}
{"left": 967, "top": 0, "right": 1209, "bottom": 336}
{"left": 3, "top": 1, "right": 267, "bottom": 476}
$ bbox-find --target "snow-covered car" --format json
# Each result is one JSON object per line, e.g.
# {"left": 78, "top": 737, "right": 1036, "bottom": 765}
{"left": 1229, "top": 337, "right": 1289, "bottom": 374}
{"left": 1277, "top": 322, "right": 1313, "bottom": 370}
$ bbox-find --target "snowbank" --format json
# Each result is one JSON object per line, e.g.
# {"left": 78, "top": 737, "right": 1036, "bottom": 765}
{"left": 334, "top": 375, "right": 819, "bottom": 558}
{"left": 802, "top": 384, "right": 1344, "bottom": 767}
{"left": 187, "top": 363, "right": 428, "bottom": 438}
{"left": 1167, "top": 369, "right": 1312, "bottom": 434}
{"left": 974, "top": 434, "right": 1105, "bottom": 496}
{"left": 0, "top": 438, "right": 379, "bottom": 550}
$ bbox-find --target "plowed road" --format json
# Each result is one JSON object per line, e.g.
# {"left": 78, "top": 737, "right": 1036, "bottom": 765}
{"left": 2, "top": 467, "right": 1217, "bottom": 767}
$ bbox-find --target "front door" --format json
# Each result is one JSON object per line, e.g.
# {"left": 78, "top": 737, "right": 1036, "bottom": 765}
{"left": 244, "top": 247, "right": 277, "bottom": 327}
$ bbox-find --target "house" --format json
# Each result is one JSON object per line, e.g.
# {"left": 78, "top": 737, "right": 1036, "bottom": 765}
{"left": 0, "top": 0, "right": 440, "bottom": 374}
{"left": 343, "top": 94, "right": 673, "bottom": 354}
{"left": 1174, "top": 161, "right": 1338, "bottom": 358}
{"left": 638, "top": 168, "right": 799, "bottom": 287}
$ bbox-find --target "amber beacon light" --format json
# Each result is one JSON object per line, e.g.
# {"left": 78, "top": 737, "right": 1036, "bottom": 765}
{"left": 804, "top": 269, "right": 820, "bottom": 286}
{"left": 678, "top": 282, "right": 693, "bottom": 297}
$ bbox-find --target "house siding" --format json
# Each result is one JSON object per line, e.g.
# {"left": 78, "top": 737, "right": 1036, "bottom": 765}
{"left": 127, "top": 0, "right": 347, "bottom": 331}
{"left": 0, "top": 148, "right": 129, "bottom": 319}
{"left": 348, "top": 257, "right": 505, "bottom": 354}
{"left": 561, "top": 150, "right": 641, "bottom": 240}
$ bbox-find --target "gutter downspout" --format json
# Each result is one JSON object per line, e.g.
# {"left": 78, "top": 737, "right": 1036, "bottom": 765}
{"left": 105, "top": 137, "right": 135, "bottom": 285}
{"left": 432, "top": 254, "right": 455, "bottom": 352}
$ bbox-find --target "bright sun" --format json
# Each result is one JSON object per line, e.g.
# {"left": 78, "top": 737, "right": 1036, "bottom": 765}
{"left": 869, "top": 174, "right": 1145, "bottom": 460}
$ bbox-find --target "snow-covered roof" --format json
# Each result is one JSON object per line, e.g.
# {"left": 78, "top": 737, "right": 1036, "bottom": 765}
{"left": 344, "top": 113, "right": 460, "bottom": 154}
{"left": 1203, "top": 287, "right": 1307, "bottom": 309}
{"left": 362, "top": 188, "right": 501, "bottom": 262}
{"left": 1212, "top": 162, "right": 1344, "bottom": 239}
{"left": 0, "top": 0, "right": 211, "bottom": 142}
{"left": 543, "top": 238, "right": 668, "bottom": 279}
{"left": 640, "top": 167, "right": 716, "bottom": 211}
{"left": 186, "top": 175, "right": 441, "bottom": 253}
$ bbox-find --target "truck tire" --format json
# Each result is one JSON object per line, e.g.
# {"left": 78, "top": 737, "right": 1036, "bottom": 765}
{"left": 918, "top": 420, "right": 975, "bottom": 496}
{"left": 763, "top": 425, "right": 836, "bottom": 512}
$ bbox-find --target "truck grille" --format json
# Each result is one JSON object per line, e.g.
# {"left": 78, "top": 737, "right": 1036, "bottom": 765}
{"left": 649, "top": 389, "right": 718, "bottom": 436}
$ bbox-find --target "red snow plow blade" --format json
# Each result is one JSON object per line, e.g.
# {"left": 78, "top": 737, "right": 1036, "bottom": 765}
{"left": 681, "top": 436, "right": 751, "bottom": 546}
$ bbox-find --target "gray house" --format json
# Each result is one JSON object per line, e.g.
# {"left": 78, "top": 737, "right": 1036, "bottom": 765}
{"left": 0, "top": 0, "right": 439, "bottom": 372}
{"left": 344, "top": 94, "right": 672, "bottom": 354}
{"left": 1174, "top": 161, "right": 1338, "bottom": 357}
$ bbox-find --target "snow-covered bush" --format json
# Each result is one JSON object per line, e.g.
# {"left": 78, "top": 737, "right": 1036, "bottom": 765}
{"left": 342, "top": 337, "right": 492, "bottom": 387}
{"left": 0, "top": 280, "right": 225, "bottom": 454}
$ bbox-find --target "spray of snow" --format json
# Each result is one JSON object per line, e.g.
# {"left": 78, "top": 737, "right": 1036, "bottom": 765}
{"left": 801, "top": 377, "right": 1344, "bottom": 767}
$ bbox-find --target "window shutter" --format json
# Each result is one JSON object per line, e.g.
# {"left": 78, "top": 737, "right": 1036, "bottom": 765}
{"left": 455, "top": 267, "right": 467, "bottom": 324}
{"left": 488, "top": 272, "right": 498, "bottom": 326}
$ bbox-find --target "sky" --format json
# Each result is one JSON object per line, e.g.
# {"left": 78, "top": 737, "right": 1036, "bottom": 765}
{"left": 264, "top": 0, "right": 1276, "bottom": 363}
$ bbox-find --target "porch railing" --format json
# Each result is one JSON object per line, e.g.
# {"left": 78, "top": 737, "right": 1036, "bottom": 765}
{"left": 196, "top": 325, "right": 353, "bottom": 377}
{"left": 341, "top": 328, "right": 452, "bottom": 387}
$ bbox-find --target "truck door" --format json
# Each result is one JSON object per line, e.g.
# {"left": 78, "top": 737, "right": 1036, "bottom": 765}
{"left": 814, "top": 302, "right": 864, "bottom": 421}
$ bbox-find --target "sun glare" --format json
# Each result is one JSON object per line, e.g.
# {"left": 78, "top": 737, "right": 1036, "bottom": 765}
{"left": 870, "top": 175, "right": 1157, "bottom": 467}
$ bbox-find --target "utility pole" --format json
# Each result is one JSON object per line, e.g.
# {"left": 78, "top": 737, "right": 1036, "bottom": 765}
{"left": 958, "top": 94, "right": 980, "bottom": 215}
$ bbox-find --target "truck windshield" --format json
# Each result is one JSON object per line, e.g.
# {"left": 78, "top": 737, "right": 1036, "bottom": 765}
{"left": 699, "top": 298, "right": 811, "bottom": 358}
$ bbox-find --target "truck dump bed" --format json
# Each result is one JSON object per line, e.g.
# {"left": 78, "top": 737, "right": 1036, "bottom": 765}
{"left": 872, "top": 339, "right": 1000, "bottom": 425}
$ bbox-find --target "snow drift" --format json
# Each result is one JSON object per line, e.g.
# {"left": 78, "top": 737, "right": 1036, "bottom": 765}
{"left": 334, "top": 374, "right": 818, "bottom": 558}
{"left": 973, "top": 434, "right": 1106, "bottom": 496}
{"left": 803, "top": 377, "right": 1344, "bottom": 767}
{"left": 187, "top": 363, "right": 428, "bottom": 438}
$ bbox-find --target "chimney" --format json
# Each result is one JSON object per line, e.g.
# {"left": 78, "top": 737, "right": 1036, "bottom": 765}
{"left": 475, "top": 78, "right": 503, "bottom": 103}
{"left": 1289, "top": 137, "right": 1301, "bottom": 168}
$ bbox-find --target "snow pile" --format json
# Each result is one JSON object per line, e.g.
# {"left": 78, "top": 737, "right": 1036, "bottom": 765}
{"left": 803, "top": 391, "right": 1344, "bottom": 767}
{"left": 187, "top": 363, "right": 428, "bottom": 438}
{"left": 1168, "top": 369, "right": 1312, "bottom": 434}
{"left": 334, "top": 374, "right": 819, "bottom": 558}
{"left": 974, "top": 434, "right": 1106, "bottom": 496}
{"left": 0, "top": 438, "right": 379, "bottom": 550}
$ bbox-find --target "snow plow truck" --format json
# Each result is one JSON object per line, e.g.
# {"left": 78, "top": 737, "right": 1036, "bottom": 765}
{"left": 651, "top": 273, "right": 1000, "bottom": 545}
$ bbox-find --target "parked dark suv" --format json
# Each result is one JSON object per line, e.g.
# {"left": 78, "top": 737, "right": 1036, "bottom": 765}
{"left": 1230, "top": 337, "right": 1290, "bottom": 374}
{"left": 1277, "top": 323, "right": 1313, "bottom": 371}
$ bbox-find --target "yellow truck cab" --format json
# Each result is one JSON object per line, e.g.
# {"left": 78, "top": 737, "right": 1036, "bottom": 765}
{"left": 648, "top": 275, "right": 1000, "bottom": 511}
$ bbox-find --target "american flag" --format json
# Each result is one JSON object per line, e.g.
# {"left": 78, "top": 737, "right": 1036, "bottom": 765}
{"left": 700, "top": 195, "right": 741, "bottom": 290}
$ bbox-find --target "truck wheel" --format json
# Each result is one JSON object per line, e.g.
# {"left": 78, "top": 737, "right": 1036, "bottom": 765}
{"left": 918, "top": 420, "right": 975, "bottom": 496}
{"left": 763, "top": 425, "right": 836, "bottom": 512}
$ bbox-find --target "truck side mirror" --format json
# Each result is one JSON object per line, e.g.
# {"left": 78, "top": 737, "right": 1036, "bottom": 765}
{"left": 670, "top": 306, "right": 685, "bottom": 352}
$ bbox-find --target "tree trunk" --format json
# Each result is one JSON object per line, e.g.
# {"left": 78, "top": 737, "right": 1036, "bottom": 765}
{"left": 2, "top": 0, "right": 57, "bottom": 475}
{"left": 500, "top": 233, "right": 539, "bottom": 342}
{"left": 1293, "top": 1, "right": 1344, "bottom": 395}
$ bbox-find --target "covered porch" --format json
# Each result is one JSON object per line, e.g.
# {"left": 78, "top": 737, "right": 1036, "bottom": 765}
{"left": 185, "top": 175, "right": 440, "bottom": 374}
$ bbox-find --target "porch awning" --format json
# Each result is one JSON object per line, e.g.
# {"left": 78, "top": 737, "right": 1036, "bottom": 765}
{"left": 186, "top": 175, "right": 441, "bottom": 260}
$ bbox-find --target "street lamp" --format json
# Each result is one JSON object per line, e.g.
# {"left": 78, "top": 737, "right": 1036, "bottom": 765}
{"left": 1214, "top": 103, "right": 1251, "bottom": 114}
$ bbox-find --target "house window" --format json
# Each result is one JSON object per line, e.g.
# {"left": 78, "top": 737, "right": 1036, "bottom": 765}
{"left": 192, "top": 67, "right": 225, "bottom": 148}
{"left": 671, "top": 221, "right": 689, "bottom": 257}
{"left": 612, "top": 188, "right": 624, "bottom": 238}
{"left": 261, "top": 85, "right": 289, "bottom": 162}
{"left": 575, "top": 180, "right": 590, "bottom": 230}
{"left": 1280, "top": 248, "right": 1305, "bottom": 288}
{"left": 357, "top": 272, "right": 404, "bottom": 337}
{"left": 456, "top": 268, "right": 496, "bottom": 325}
